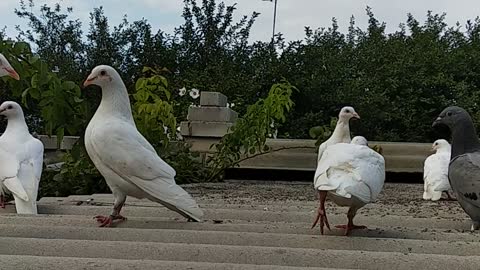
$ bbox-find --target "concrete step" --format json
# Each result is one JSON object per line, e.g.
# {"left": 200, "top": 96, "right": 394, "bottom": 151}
{"left": 0, "top": 255, "right": 340, "bottom": 270}
{"left": 0, "top": 224, "right": 479, "bottom": 256}
{"left": 1, "top": 237, "right": 480, "bottom": 269}
{"left": 0, "top": 215, "right": 477, "bottom": 241}
{"left": 23, "top": 204, "right": 469, "bottom": 229}
{"left": 38, "top": 195, "right": 468, "bottom": 219}
{"left": 1, "top": 183, "right": 476, "bottom": 269}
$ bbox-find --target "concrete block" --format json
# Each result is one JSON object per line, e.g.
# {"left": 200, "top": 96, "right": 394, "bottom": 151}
{"left": 180, "top": 121, "right": 234, "bottom": 137}
{"left": 200, "top": 92, "right": 228, "bottom": 107}
{"left": 187, "top": 107, "right": 238, "bottom": 122}
{"left": 38, "top": 135, "right": 79, "bottom": 150}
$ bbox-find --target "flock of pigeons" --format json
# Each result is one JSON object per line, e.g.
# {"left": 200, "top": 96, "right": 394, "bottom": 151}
{"left": 0, "top": 52, "right": 479, "bottom": 236}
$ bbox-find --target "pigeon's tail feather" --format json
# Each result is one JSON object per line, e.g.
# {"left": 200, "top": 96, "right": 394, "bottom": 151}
{"left": 13, "top": 194, "right": 37, "bottom": 214}
{"left": 133, "top": 176, "right": 204, "bottom": 222}
{"left": 3, "top": 177, "right": 29, "bottom": 201}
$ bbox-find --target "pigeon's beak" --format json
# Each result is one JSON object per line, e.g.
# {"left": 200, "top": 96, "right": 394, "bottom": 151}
{"left": 352, "top": 112, "right": 360, "bottom": 120}
{"left": 83, "top": 74, "right": 97, "bottom": 87}
{"left": 4, "top": 67, "right": 19, "bottom": 80}
{"left": 432, "top": 116, "right": 442, "bottom": 127}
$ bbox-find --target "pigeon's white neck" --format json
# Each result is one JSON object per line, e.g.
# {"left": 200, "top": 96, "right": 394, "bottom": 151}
{"left": 4, "top": 113, "right": 29, "bottom": 138}
{"left": 331, "top": 118, "right": 351, "bottom": 140}
{"left": 97, "top": 80, "right": 134, "bottom": 123}
{"left": 436, "top": 146, "right": 451, "bottom": 154}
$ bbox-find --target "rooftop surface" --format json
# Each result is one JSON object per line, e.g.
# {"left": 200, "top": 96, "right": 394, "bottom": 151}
{"left": 0, "top": 181, "right": 479, "bottom": 269}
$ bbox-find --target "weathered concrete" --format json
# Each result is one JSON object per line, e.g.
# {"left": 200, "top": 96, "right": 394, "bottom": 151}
{"left": 32, "top": 133, "right": 433, "bottom": 173}
{"left": 187, "top": 106, "right": 238, "bottom": 122}
{"left": 200, "top": 91, "right": 228, "bottom": 107}
{"left": 0, "top": 183, "right": 478, "bottom": 269}
{"left": 180, "top": 121, "right": 234, "bottom": 137}
{"left": 0, "top": 255, "right": 340, "bottom": 270}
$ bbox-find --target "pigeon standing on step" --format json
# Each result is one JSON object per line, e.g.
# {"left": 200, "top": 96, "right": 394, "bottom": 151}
{"left": 317, "top": 106, "right": 360, "bottom": 162}
{"left": 83, "top": 65, "right": 203, "bottom": 227}
{"left": 0, "top": 53, "right": 20, "bottom": 209}
{"left": 0, "top": 101, "right": 44, "bottom": 214}
{"left": 312, "top": 136, "right": 385, "bottom": 235}
{"left": 433, "top": 106, "right": 480, "bottom": 231}
{"left": 423, "top": 139, "right": 453, "bottom": 201}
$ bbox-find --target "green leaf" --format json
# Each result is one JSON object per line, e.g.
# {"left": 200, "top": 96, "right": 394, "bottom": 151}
{"left": 31, "top": 74, "right": 39, "bottom": 88}
{"left": 56, "top": 127, "right": 65, "bottom": 149}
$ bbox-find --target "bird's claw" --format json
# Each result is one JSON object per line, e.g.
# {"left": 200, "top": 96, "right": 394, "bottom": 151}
{"left": 311, "top": 209, "right": 330, "bottom": 235}
{"left": 0, "top": 195, "right": 5, "bottom": 209}
{"left": 94, "top": 214, "right": 127, "bottom": 227}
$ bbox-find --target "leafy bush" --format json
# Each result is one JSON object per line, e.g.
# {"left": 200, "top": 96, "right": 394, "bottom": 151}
{"left": 207, "top": 80, "right": 297, "bottom": 180}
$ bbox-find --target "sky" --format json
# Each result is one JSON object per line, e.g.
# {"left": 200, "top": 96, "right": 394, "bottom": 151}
{"left": 1, "top": 0, "right": 480, "bottom": 42}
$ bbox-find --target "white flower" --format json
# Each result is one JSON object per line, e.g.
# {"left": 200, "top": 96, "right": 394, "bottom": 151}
{"left": 176, "top": 126, "right": 181, "bottom": 132}
{"left": 227, "top": 103, "right": 230, "bottom": 108}
{"left": 163, "top": 125, "right": 168, "bottom": 134}
{"left": 179, "top": 87, "right": 186, "bottom": 96}
{"left": 230, "top": 103, "right": 235, "bottom": 108}
{"left": 270, "top": 120, "right": 275, "bottom": 128}
{"left": 189, "top": 88, "right": 200, "bottom": 99}
{"left": 273, "top": 129, "right": 278, "bottom": 139}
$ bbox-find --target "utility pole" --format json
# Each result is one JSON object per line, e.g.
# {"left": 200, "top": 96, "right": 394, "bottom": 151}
{"left": 263, "top": 0, "right": 278, "bottom": 43}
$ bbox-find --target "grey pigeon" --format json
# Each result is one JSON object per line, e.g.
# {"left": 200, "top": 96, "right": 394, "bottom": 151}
{"left": 433, "top": 106, "right": 480, "bottom": 231}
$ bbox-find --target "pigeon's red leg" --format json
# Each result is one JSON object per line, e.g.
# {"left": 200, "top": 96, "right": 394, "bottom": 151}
{"left": 311, "top": 190, "right": 330, "bottom": 235}
{"left": 444, "top": 191, "right": 456, "bottom": 201}
{"left": 95, "top": 194, "right": 127, "bottom": 227}
{"left": 335, "top": 207, "right": 367, "bottom": 236}
{"left": 0, "top": 194, "right": 5, "bottom": 209}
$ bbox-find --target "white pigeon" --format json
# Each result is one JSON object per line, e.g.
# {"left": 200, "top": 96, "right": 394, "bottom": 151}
{"left": 0, "top": 53, "right": 20, "bottom": 209}
{"left": 317, "top": 106, "right": 360, "bottom": 163}
{"left": 0, "top": 53, "right": 20, "bottom": 80}
{"left": 0, "top": 101, "right": 44, "bottom": 214}
{"left": 312, "top": 136, "right": 385, "bottom": 235}
{"left": 423, "top": 139, "right": 452, "bottom": 201}
{"left": 83, "top": 65, "right": 204, "bottom": 227}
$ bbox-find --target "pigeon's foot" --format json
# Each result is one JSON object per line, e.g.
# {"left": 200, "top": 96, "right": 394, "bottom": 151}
{"left": 94, "top": 215, "right": 127, "bottom": 227}
{"left": 443, "top": 191, "right": 456, "bottom": 201}
{"left": 311, "top": 207, "right": 331, "bottom": 235}
{"left": 335, "top": 224, "right": 367, "bottom": 236}
{"left": 471, "top": 221, "right": 480, "bottom": 232}
{"left": 0, "top": 195, "right": 5, "bottom": 209}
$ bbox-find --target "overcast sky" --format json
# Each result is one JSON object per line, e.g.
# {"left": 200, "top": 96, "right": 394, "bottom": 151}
{"left": 1, "top": 0, "right": 479, "bottom": 42}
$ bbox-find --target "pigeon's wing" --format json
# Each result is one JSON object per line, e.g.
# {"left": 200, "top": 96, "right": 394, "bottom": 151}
{"left": 430, "top": 153, "right": 451, "bottom": 192}
{"left": 449, "top": 153, "right": 480, "bottom": 216}
{"left": 314, "top": 144, "right": 385, "bottom": 203}
{"left": 89, "top": 120, "right": 203, "bottom": 221}
{"left": 24, "top": 138, "right": 44, "bottom": 182}
{"left": 12, "top": 137, "right": 44, "bottom": 212}
{"left": 0, "top": 150, "right": 28, "bottom": 201}
{"left": 316, "top": 141, "right": 328, "bottom": 163}
{"left": 347, "top": 147, "right": 385, "bottom": 202}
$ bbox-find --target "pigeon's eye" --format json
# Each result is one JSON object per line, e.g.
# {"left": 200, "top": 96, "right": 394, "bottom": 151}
{"left": 7, "top": 105, "right": 12, "bottom": 110}
{"left": 100, "top": 70, "right": 106, "bottom": 76}
{"left": 345, "top": 109, "right": 350, "bottom": 113}
{"left": 447, "top": 111, "right": 453, "bottom": 117}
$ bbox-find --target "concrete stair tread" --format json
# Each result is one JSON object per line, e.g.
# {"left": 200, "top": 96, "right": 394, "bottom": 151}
{"left": 0, "top": 255, "right": 342, "bottom": 270}
{"left": 0, "top": 215, "right": 477, "bottom": 241}
{"left": 1, "top": 224, "right": 479, "bottom": 256}
{"left": 2, "top": 237, "right": 480, "bottom": 269}
{"left": 1, "top": 182, "right": 476, "bottom": 269}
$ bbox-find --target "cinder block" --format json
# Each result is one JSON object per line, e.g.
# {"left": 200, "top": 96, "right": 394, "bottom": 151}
{"left": 180, "top": 121, "right": 234, "bottom": 137}
{"left": 200, "top": 92, "right": 228, "bottom": 107}
{"left": 187, "top": 107, "right": 238, "bottom": 122}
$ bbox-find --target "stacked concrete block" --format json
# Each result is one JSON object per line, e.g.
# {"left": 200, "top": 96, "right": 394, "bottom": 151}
{"left": 180, "top": 92, "right": 237, "bottom": 138}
